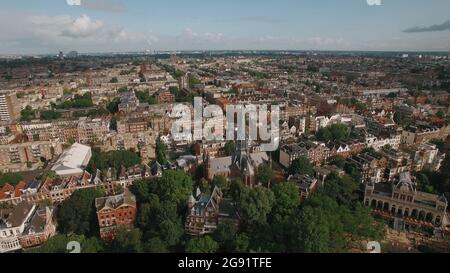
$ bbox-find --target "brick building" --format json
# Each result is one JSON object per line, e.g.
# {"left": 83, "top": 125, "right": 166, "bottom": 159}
{"left": 95, "top": 189, "right": 137, "bottom": 240}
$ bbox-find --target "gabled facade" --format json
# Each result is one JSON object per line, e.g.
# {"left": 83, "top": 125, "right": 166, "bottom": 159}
{"left": 95, "top": 189, "right": 137, "bottom": 240}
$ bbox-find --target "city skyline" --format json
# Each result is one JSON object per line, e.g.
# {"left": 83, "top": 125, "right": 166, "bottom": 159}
{"left": 1, "top": 0, "right": 450, "bottom": 55}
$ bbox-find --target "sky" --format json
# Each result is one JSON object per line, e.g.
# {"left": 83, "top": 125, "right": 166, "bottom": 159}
{"left": 1, "top": 0, "right": 450, "bottom": 54}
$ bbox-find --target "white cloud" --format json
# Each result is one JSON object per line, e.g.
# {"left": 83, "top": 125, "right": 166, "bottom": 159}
{"left": 181, "top": 28, "right": 224, "bottom": 42}
{"left": 66, "top": 0, "right": 128, "bottom": 13}
{"left": 60, "top": 14, "right": 104, "bottom": 38}
{"left": 0, "top": 11, "right": 155, "bottom": 54}
{"left": 66, "top": 0, "right": 81, "bottom": 6}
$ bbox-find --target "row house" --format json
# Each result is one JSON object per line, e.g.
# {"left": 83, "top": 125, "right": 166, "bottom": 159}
{"left": 117, "top": 117, "right": 148, "bottom": 134}
{"left": 348, "top": 152, "right": 387, "bottom": 184}
{"left": 193, "top": 141, "right": 227, "bottom": 160}
{"left": 18, "top": 206, "right": 56, "bottom": 249}
{"left": 104, "top": 131, "right": 156, "bottom": 161}
{"left": 118, "top": 164, "right": 151, "bottom": 182}
{"left": 0, "top": 182, "right": 26, "bottom": 200}
{"left": 280, "top": 141, "right": 331, "bottom": 168}
{"left": 0, "top": 141, "right": 63, "bottom": 172}
{"left": 21, "top": 120, "right": 79, "bottom": 143}
{"left": 0, "top": 202, "right": 56, "bottom": 253}
{"left": 406, "top": 143, "right": 445, "bottom": 172}
{"left": 365, "top": 133, "right": 401, "bottom": 151}
{"left": 401, "top": 124, "right": 450, "bottom": 145}
{"left": 157, "top": 91, "right": 176, "bottom": 104}
{"left": 379, "top": 148, "right": 412, "bottom": 182}
{"left": 77, "top": 117, "right": 110, "bottom": 144}
{"left": 365, "top": 116, "right": 398, "bottom": 137}
{"left": 331, "top": 139, "right": 366, "bottom": 158}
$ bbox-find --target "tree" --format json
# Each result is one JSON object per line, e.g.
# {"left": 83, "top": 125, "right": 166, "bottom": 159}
{"left": 145, "top": 237, "right": 169, "bottom": 253}
{"left": 87, "top": 149, "right": 141, "bottom": 174}
{"left": 322, "top": 173, "right": 359, "bottom": 206}
{"left": 0, "top": 172, "right": 24, "bottom": 188}
{"left": 268, "top": 182, "right": 300, "bottom": 251}
{"left": 212, "top": 175, "right": 228, "bottom": 191}
{"left": 271, "top": 182, "right": 299, "bottom": 218}
{"left": 289, "top": 156, "right": 314, "bottom": 176}
{"left": 156, "top": 138, "right": 168, "bottom": 164}
{"left": 328, "top": 155, "right": 346, "bottom": 169}
{"left": 316, "top": 124, "right": 350, "bottom": 143}
{"left": 136, "top": 90, "right": 157, "bottom": 105}
{"left": 185, "top": 236, "right": 219, "bottom": 253}
{"left": 56, "top": 188, "right": 105, "bottom": 236}
{"left": 230, "top": 179, "right": 246, "bottom": 202}
{"left": 344, "top": 161, "right": 362, "bottom": 183}
{"left": 316, "top": 127, "right": 333, "bottom": 143}
{"left": 295, "top": 205, "right": 332, "bottom": 253}
{"left": 214, "top": 220, "right": 238, "bottom": 252}
{"left": 430, "top": 139, "right": 445, "bottom": 153}
{"left": 233, "top": 233, "right": 250, "bottom": 253}
{"left": 157, "top": 218, "right": 184, "bottom": 247}
{"left": 224, "top": 141, "right": 236, "bottom": 156}
{"left": 27, "top": 234, "right": 103, "bottom": 253}
{"left": 21, "top": 105, "right": 36, "bottom": 122}
{"left": 54, "top": 93, "right": 94, "bottom": 109}
{"left": 109, "top": 228, "right": 143, "bottom": 253}
{"left": 40, "top": 110, "right": 62, "bottom": 120}
{"left": 239, "top": 187, "right": 275, "bottom": 225}
{"left": 107, "top": 98, "right": 120, "bottom": 114}
{"left": 39, "top": 170, "right": 58, "bottom": 182}
{"left": 436, "top": 111, "right": 446, "bottom": 119}
{"left": 118, "top": 87, "right": 128, "bottom": 93}
{"left": 157, "top": 170, "right": 193, "bottom": 207}
{"left": 341, "top": 204, "right": 384, "bottom": 242}
{"left": 110, "top": 116, "right": 118, "bottom": 131}
{"left": 110, "top": 77, "right": 119, "bottom": 83}
{"left": 257, "top": 163, "right": 273, "bottom": 187}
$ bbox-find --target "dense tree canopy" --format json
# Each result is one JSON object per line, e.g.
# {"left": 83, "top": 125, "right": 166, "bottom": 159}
{"left": 54, "top": 92, "right": 94, "bottom": 109}
{"left": 21, "top": 105, "right": 36, "bottom": 122}
{"left": 131, "top": 170, "right": 193, "bottom": 252}
{"left": 108, "top": 228, "right": 144, "bottom": 253}
{"left": 40, "top": 110, "right": 62, "bottom": 120}
{"left": 185, "top": 236, "right": 219, "bottom": 253}
{"left": 289, "top": 156, "right": 314, "bottom": 176}
{"left": 212, "top": 175, "right": 229, "bottom": 191}
{"left": 156, "top": 138, "right": 168, "bottom": 164}
{"left": 157, "top": 170, "right": 193, "bottom": 207}
{"left": 257, "top": 163, "right": 274, "bottom": 187}
{"left": 316, "top": 124, "right": 351, "bottom": 144}
{"left": 224, "top": 141, "right": 236, "bottom": 156}
{"left": 87, "top": 149, "right": 141, "bottom": 174}
{"left": 27, "top": 234, "right": 103, "bottom": 253}
{"left": 136, "top": 90, "right": 157, "bottom": 105}
{"left": 56, "top": 188, "right": 105, "bottom": 236}
{"left": 239, "top": 186, "right": 275, "bottom": 225}
{"left": 107, "top": 98, "right": 120, "bottom": 114}
{"left": 0, "top": 172, "right": 24, "bottom": 188}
